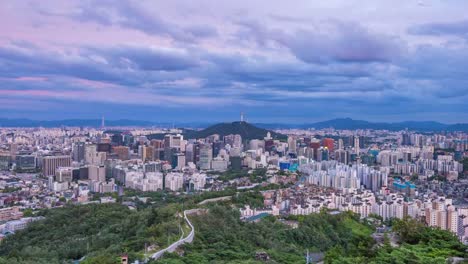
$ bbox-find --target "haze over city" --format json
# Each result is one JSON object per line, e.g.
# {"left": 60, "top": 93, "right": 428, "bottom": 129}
{"left": 1, "top": 0, "right": 468, "bottom": 123}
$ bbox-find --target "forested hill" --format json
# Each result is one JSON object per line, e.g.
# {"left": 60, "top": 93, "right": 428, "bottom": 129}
{"left": 183, "top": 121, "right": 285, "bottom": 140}
{"left": 0, "top": 191, "right": 466, "bottom": 263}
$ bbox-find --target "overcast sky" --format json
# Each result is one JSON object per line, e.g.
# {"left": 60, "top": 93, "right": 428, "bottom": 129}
{"left": 1, "top": 0, "right": 467, "bottom": 123}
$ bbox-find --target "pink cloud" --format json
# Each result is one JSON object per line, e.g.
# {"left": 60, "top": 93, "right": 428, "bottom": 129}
{"left": 0, "top": 76, "right": 49, "bottom": 82}
{"left": 72, "top": 78, "right": 121, "bottom": 89}
{"left": 15, "top": 76, "right": 49, "bottom": 82}
{"left": 0, "top": 89, "right": 85, "bottom": 98}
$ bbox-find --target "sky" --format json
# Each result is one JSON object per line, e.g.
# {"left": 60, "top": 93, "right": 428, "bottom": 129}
{"left": 1, "top": 0, "right": 468, "bottom": 124}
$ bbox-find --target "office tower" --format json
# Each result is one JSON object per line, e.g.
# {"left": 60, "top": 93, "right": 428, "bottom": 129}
{"left": 164, "top": 134, "right": 183, "bottom": 161}
{"left": 150, "top": 140, "right": 164, "bottom": 160}
{"left": 97, "top": 143, "right": 112, "bottom": 153}
{"left": 359, "top": 136, "right": 366, "bottom": 148}
{"left": 9, "top": 143, "right": 17, "bottom": 160}
{"left": 55, "top": 167, "right": 73, "bottom": 182}
{"left": 112, "top": 146, "right": 130, "bottom": 160}
{"left": 402, "top": 132, "right": 411, "bottom": 146}
{"left": 338, "top": 138, "right": 344, "bottom": 150}
{"left": 211, "top": 157, "right": 228, "bottom": 171}
{"left": 206, "top": 134, "right": 220, "bottom": 143}
{"left": 322, "top": 138, "right": 334, "bottom": 152}
{"left": 85, "top": 144, "right": 96, "bottom": 164}
{"left": 354, "top": 136, "right": 360, "bottom": 154}
{"left": 43, "top": 155, "right": 71, "bottom": 177}
{"left": 172, "top": 153, "right": 186, "bottom": 170}
{"left": 85, "top": 144, "right": 106, "bottom": 165}
{"left": 111, "top": 134, "right": 124, "bottom": 146}
{"left": 265, "top": 139, "right": 275, "bottom": 152}
{"left": 72, "top": 142, "right": 86, "bottom": 162}
{"left": 198, "top": 144, "right": 213, "bottom": 170}
{"left": 335, "top": 149, "right": 348, "bottom": 164}
{"left": 145, "top": 146, "right": 155, "bottom": 161}
{"left": 288, "top": 136, "right": 297, "bottom": 154}
{"left": 15, "top": 155, "right": 36, "bottom": 170}
{"left": 318, "top": 147, "right": 329, "bottom": 161}
{"left": 224, "top": 134, "right": 242, "bottom": 148}
{"left": 0, "top": 153, "right": 11, "bottom": 170}
{"left": 88, "top": 165, "right": 106, "bottom": 182}
{"left": 309, "top": 139, "right": 321, "bottom": 160}
{"left": 213, "top": 141, "right": 225, "bottom": 157}
{"left": 139, "top": 145, "right": 147, "bottom": 161}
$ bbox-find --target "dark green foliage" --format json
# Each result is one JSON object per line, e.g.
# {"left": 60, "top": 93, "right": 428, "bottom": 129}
{"left": 232, "top": 191, "right": 264, "bottom": 208}
{"left": 327, "top": 217, "right": 467, "bottom": 264}
{"left": 183, "top": 121, "right": 286, "bottom": 140}
{"left": 0, "top": 203, "right": 183, "bottom": 263}
{"left": 156, "top": 206, "right": 373, "bottom": 264}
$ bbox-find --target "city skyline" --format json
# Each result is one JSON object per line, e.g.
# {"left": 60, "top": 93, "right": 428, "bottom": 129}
{"left": 1, "top": 1, "right": 468, "bottom": 123}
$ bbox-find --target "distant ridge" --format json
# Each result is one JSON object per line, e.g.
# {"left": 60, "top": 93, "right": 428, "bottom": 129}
{"left": 0, "top": 117, "right": 467, "bottom": 131}
{"left": 255, "top": 118, "right": 468, "bottom": 132}
{"left": 0, "top": 118, "right": 204, "bottom": 128}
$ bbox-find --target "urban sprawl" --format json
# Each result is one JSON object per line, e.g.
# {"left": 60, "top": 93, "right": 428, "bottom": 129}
{"left": 0, "top": 122, "right": 467, "bottom": 244}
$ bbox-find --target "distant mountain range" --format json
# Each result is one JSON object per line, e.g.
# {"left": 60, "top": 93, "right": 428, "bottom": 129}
{"left": 254, "top": 118, "right": 468, "bottom": 131}
{"left": 0, "top": 118, "right": 202, "bottom": 128}
{"left": 0, "top": 117, "right": 467, "bottom": 132}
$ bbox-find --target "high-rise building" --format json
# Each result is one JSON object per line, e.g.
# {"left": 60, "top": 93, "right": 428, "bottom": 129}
{"left": 15, "top": 155, "right": 36, "bottom": 170}
{"left": 72, "top": 142, "right": 86, "bottom": 162}
{"left": 55, "top": 167, "right": 73, "bottom": 182}
{"left": 198, "top": 144, "right": 213, "bottom": 170}
{"left": 354, "top": 136, "right": 360, "bottom": 154}
{"left": 42, "top": 156, "right": 71, "bottom": 177}
{"left": 322, "top": 138, "right": 334, "bottom": 153}
{"left": 402, "top": 132, "right": 411, "bottom": 146}
{"left": 112, "top": 146, "right": 130, "bottom": 160}
{"left": 9, "top": 143, "right": 18, "bottom": 160}
{"left": 164, "top": 134, "right": 183, "bottom": 161}
{"left": 88, "top": 165, "right": 106, "bottom": 182}
{"left": 145, "top": 146, "right": 155, "bottom": 161}
{"left": 224, "top": 134, "right": 242, "bottom": 148}
{"left": 338, "top": 139, "right": 344, "bottom": 150}
{"left": 309, "top": 140, "right": 321, "bottom": 160}
{"left": 111, "top": 134, "right": 123, "bottom": 146}
{"left": 335, "top": 149, "right": 348, "bottom": 164}
{"left": 288, "top": 136, "right": 297, "bottom": 154}
{"left": 85, "top": 144, "right": 106, "bottom": 165}
{"left": 213, "top": 141, "right": 225, "bottom": 157}
{"left": 172, "top": 153, "right": 186, "bottom": 170}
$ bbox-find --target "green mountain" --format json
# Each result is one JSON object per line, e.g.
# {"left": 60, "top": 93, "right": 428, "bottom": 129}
{"left": 184, "top": 121, "right": 286, "bottom": 140}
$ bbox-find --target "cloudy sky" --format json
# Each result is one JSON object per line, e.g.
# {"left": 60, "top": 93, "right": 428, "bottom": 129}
{"left": 1, "top": 0, "right": 467, "bottom": 123}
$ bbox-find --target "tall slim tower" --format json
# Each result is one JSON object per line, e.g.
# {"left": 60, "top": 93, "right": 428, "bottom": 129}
{"left": 240, "top": 112, "right": 244, "bottom": 122}
{"left": 101, "top": 116, "right": 105, "bottom": 129}
{"left": 354, "top": 136, "right": 360, "bottom": 155}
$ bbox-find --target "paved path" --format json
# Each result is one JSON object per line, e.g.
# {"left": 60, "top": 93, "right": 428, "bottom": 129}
{"left": 198, "top": 196, "right": 232, "bottom": 205}
{"left": 151, "top": 209, "right": 198, "bottom": 260}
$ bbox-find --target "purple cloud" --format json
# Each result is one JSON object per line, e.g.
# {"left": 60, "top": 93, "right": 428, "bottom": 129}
{"left": 409, "top": 20, "right": 468, "bottom": 37}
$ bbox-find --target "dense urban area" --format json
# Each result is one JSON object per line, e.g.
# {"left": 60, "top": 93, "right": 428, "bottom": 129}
{"left": 0, "top": 119, "right": 467, "bottom": 264}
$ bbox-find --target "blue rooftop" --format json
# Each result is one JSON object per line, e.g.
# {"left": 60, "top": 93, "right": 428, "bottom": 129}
{"left": 246, "top": 212, "right": 270, "bottom": 222}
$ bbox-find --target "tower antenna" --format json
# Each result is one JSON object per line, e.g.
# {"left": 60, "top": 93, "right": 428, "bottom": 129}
{"left": 240, "top": 112, "right": 244, "bottom": 122}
